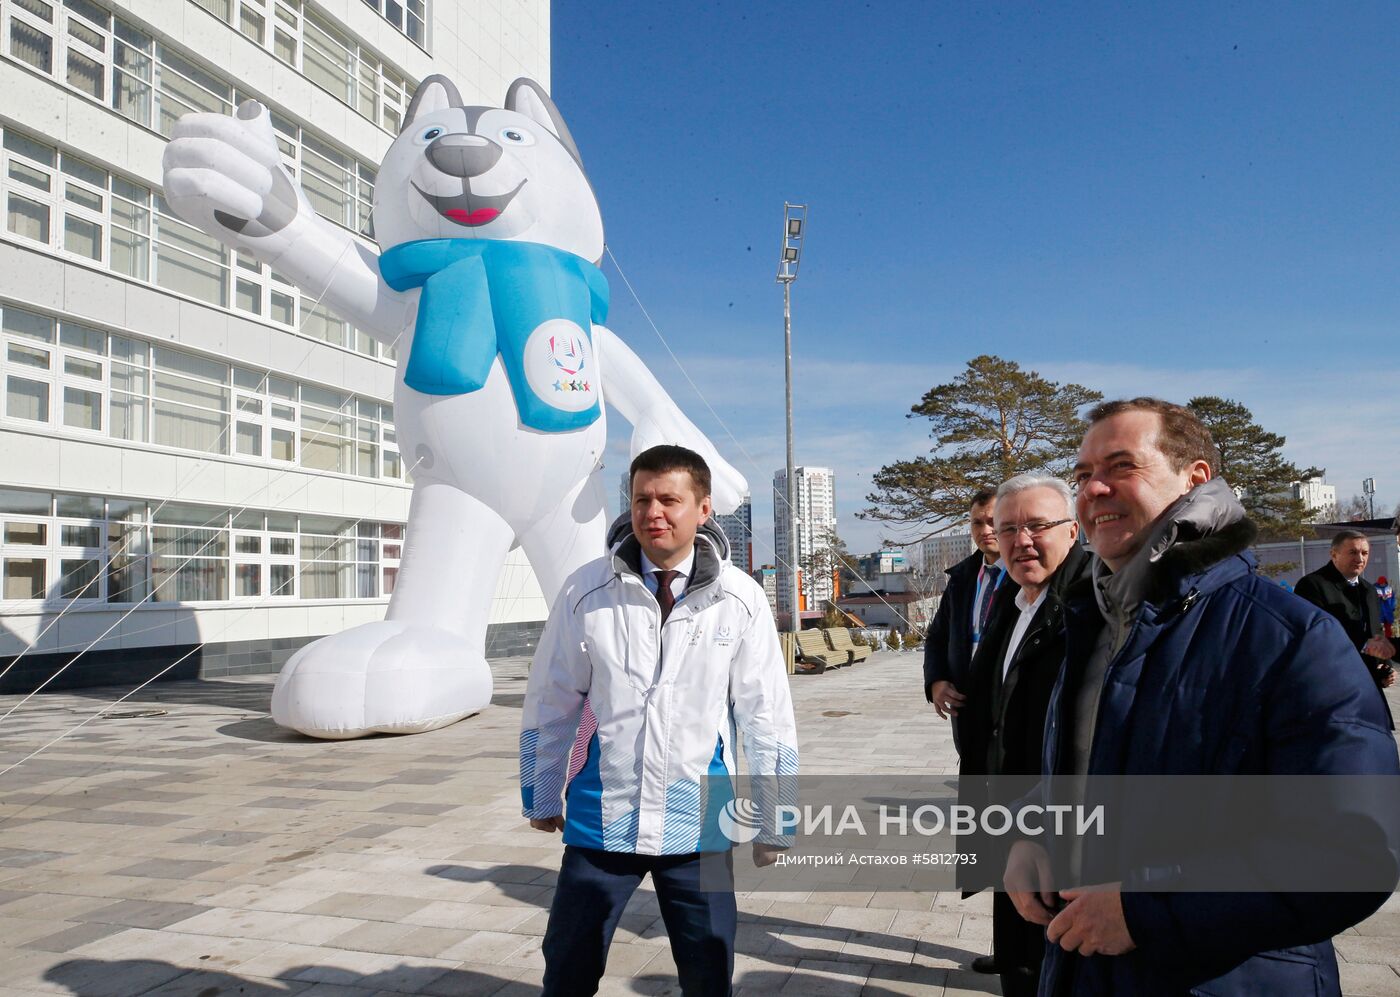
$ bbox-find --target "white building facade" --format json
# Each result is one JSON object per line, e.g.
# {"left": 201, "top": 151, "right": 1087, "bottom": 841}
{"left": 907, "top": 532, "right": 974, "bottom": 595}
{"left": 0, "top": 0, "right": 550, "bottom": 690}
{"left": 773, "top": 464, "right": 835, "bottom": 617}
{"left": 1291, "top": 475, "right": 1338, "bottom": 523}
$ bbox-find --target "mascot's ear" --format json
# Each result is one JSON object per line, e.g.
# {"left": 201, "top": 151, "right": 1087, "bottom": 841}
{"left": 506, "top": 78, "right": 585, "bottom": 168}
{"left": 404, "top": 75, "right": 463, "bottom": 130}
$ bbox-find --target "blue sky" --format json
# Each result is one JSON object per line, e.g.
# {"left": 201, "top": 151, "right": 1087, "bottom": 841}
{"left": 551, "top": 2, "right": 1400, "bottom": 559}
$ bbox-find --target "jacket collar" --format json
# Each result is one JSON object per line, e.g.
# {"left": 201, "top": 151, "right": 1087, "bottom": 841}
{"left": 606, "top": 513, "right": 729, "bottom": 595}
{"left": 1085, "top": 479, "right": 1257, "bottom": 614}
{"left": 1315, "top": 560, "right": 1363, "bottom": 589}
{"left": 1045, "top": 542, "right": 1092, "bottom": 604}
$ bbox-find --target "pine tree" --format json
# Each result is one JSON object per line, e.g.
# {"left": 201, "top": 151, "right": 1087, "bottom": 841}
{"left": 862, "top": 355, "right": 1101, "bottom": 539}
{"left": 1186, "top": 396, "right": 1317, "bottom": 539}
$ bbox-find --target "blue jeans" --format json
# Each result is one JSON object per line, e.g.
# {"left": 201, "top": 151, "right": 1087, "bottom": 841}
{"left": 541, "top": 845, "right": 736, "bottom": 996}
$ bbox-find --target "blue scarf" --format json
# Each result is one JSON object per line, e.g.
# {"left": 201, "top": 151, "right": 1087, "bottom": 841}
{"left": 379, "top": 239, "right": 608, "bottom": 433}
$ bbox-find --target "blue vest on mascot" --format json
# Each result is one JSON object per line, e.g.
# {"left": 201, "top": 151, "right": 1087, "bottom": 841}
{"left": 379, "top": 239, "right": 607, "bottom": 433}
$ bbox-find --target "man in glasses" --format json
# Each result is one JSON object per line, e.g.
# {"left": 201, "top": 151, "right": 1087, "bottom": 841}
{"left": 958, "top": 474, "right": 1091, "bottom": 992}
{"left": 1002, "top": 398, "right": 1398, "bottom": 995}
{"left": 923, "top": 489, "right": 1013, "bottom": 756}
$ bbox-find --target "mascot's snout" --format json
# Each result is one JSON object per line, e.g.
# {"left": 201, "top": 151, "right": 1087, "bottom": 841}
{"left": 428, "top": 133, "right": 502, "bottom": 178}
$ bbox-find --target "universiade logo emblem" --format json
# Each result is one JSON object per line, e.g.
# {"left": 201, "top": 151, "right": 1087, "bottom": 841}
{"left": 548, "top": 333, "right": 586, "bottom": 376}
{"left": 718, "top": 797, "right": 762, "bottom": 843}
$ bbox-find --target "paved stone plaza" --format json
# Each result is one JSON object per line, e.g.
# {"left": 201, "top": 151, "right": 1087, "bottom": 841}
{"left": 0, "top": 651, "right": 1395, "bottom": 996}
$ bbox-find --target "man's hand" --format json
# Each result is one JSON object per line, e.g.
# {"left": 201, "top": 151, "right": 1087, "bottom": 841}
{"left": 1363, "top": 636, "right": 1396, "bottom": 660}
{"left": 752, "top": 843, "right": 785, "bottom": 868}
{"left": 530, "top": 816, "right": 565, "bottom": 832}
{"left": 1004, "top": 840, "right": 1057, "bottom": 926}
{"left": 1046, "top": 884, "right": 1136, "bottom": 957}
{"left": 929, "top": 680, "right": 966, "bottom": 719}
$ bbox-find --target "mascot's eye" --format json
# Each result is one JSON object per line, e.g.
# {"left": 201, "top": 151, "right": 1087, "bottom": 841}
{"left": 500, "top": 127, "right": 535, "bottom": 146}
{"left": 421, "top": 127, "right": 443, "bottom": 141}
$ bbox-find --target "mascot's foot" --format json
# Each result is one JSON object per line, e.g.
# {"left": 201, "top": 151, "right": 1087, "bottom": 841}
{"left": 270, "top": 621, "right": 492, "bottom": 739}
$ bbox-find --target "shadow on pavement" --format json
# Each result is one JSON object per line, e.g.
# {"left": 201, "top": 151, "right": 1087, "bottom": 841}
{"left": 216, "top": 715, "right": 310, "bottom": 742}
{"left": 423, "top": 862, "right": 988, "bottom": 991}
{"left": 43, "top": 957, "right": 519, "bottom": 996}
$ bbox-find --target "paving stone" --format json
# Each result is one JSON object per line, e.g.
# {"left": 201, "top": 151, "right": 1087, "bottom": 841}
{"left": 20, "top": 921, "right": 126, "bottom": 953}
{"left": 0, "top": 848, "right": 68, "bottom": 869}
{"left": 783, "top": 958, "right": 873, "bottom": 995}
{"left": 1337, "top": 962, "right": 1400, "bottom": 997}
{"left": 861, "top": 961, "right": 952, "bottom": 995}
{"left": 111, "top": 859, "right": 226, "bottom": 879}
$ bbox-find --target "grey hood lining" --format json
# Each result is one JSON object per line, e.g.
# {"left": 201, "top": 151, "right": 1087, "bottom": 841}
{"left": 1092, "top": 477, "right": 1247, "bottom": 626}
{"left": 606, "top": 513, "right": 731, "bottom": 592}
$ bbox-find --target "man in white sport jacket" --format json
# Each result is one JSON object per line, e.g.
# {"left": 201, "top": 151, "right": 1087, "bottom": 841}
{"left": 521, "top": 444, "right": 799, "bottom": 996}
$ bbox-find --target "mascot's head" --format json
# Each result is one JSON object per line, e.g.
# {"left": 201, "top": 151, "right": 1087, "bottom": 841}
{"left": 373, "top": 75, "right": 603, "bottom": 262}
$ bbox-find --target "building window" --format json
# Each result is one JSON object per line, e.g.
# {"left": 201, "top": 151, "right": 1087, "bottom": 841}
{"left": 186, "top": 0, "right": 413, "bottom": 132}
{"left": 360, "top": 0, "right": 426, "bottom": 48}
{"left": 0, "top": 306, "right": 112, "bottom": 435}
{"left": 301, "top": 8, "right": 407, "bottom": 131}
{"left": 0, "top": 487, "right": 404, "bottom": 606}
{"left": 0, "top": 302, "right": 404, "bottom": 481}
{"left": 1, "top": 10, "right": 382, "bottom": 237}
{"left": 150, "top": 502, "right": 228, "bottom": 601}
{"left": 153, "top": 195, "right": 230, "bottom": 308}
{"left": 1, "top": 120, "right": 388, "bottom": 364}
{"left": 7, "top": 0, "right": 56, "bottom": 74}
{"left": 152, "top": 345, "right": 230, "bottom": 454}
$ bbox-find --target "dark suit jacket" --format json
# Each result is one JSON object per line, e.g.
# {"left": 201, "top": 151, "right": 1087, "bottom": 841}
{"left": 1294, "top": 561, "right": 1396, "bottom": 688}
{"left": 1294, "top": 560, "right": 1395, "bottom": 729}
{"left": 956, "top": 543, "right": 1090, "bottom": 895}
{"left": 963, "top": 542, "right": 1092, "bottom": 781}
{"left": 922, "top": 550, "right": 1011, "bottom": 699}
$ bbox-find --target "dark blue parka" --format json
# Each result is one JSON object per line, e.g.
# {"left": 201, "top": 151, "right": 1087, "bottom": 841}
{"left": 1035, "top": 517, "right": 1400, "bottom": 996}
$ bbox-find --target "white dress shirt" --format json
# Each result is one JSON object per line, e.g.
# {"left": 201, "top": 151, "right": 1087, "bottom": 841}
{"left": 641, "top": 548, "right": 694, "bottom": 602}
{"left": 1001, "top": 587, "right": 1048, "bottom": 681}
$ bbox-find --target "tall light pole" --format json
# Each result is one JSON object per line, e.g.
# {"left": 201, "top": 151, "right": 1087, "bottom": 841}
{"left": 777, "top": 203, "right": 807, "bottom": 630}
{"left": 1364, "top": 477, "right": 1377, "bottom": 520}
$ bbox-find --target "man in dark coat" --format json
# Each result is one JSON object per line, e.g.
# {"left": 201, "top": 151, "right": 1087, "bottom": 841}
{"left": 1294, "top": 530, "right": 1397, "bottom": 727}
{"left": 923, "top": 488, "right": 1014, "bottom": 751}
{"left": 1003, "top": 397, "right": 1400, "bottom": 996}
{"left": 960, "top": 474, "right": 1092, "bottom": 995}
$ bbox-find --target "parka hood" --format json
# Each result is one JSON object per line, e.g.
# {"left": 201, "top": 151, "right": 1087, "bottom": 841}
{"left": 1091, "top": 477, "right": 1258, "bottom": 627}
{"left": 606, "top": 512, "right": 732, "bottom": 590}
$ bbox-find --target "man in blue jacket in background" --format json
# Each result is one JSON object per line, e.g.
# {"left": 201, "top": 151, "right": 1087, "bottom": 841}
{"left": 1004, "top": 397, "right": 1400, "bottom": 995}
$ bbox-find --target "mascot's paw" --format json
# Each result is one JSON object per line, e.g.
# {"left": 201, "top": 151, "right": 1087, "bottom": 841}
{"left": 270, "top": 621, "right": 492, "bottom": 739}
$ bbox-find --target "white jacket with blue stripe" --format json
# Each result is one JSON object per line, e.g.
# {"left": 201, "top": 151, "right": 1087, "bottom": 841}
{"left": 520, "top": 517, "right": 799, "bottom": 855}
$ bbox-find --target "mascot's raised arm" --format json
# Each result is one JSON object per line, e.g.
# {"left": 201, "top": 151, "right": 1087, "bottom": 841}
{"left": 161, "top": 75, "right": 746, "bottom": 739}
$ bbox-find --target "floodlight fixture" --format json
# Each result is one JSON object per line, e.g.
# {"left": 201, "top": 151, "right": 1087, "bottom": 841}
{"left": 777, "top": 202, "right": 807, "bottom": 284}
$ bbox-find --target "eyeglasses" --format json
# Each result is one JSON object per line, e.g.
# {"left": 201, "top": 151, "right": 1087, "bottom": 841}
{"left": 995, "top": 518, "right": 1073, "bottom": 540}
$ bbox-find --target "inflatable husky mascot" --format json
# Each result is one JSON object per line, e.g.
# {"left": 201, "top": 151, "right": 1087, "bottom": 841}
{"left": 161, "top": 75, "right": 746, "bottom": 738}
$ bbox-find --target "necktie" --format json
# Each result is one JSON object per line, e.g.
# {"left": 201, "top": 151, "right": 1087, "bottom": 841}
{"left": 978, "top": 566, "right": 1001, "bottom": 634}
{"left": 654, "top": 569, "right": 680, "bottom": 623}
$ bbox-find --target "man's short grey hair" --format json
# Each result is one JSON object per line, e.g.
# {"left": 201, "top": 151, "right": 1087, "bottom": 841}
{"left": 995, "top": 474, "right": 1074, "bottom": 520}
{"left": 1330, "top": 529, "right": 1370, "bottom": 551}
